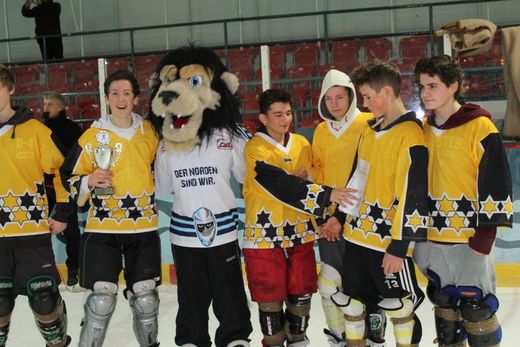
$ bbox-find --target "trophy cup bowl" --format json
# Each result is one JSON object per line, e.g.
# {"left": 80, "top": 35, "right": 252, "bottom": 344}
{"left": 86, "top": 143, "right": 122, "bottom": 195}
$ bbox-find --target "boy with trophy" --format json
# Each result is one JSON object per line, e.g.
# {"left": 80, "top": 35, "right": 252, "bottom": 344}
{"left": 60, "top": 69, "right": 161, "bottom": 347}
{"left": 0, "top": 64, "right": 71, "bottom": 346}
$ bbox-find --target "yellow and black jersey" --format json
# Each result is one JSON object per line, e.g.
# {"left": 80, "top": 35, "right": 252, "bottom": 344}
{"left": 61, "top": 115, "right": 158, "bottom": 234}
{"left": 0, "top": 110, "right": 68, "bottom": 237}
{"left": 425, "top": 115, "right": 513, "bottom": 243}
{"left": 243, "top": 132, "right": 333, "bottom": 249}
{"left": 311, "top": 112, "right": 372, "bottom": 187}
{"left": 343, "top": 112, "right": 429, "bottom": 257}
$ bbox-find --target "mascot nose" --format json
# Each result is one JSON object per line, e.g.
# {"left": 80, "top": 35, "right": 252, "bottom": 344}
{"left": 159, "top": 91, "right": 179, "bottom": 105}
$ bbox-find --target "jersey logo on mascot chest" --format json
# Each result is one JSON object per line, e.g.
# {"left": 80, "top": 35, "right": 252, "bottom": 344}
{"left": 217, "top": 138, "right": 232, "bottom": 150}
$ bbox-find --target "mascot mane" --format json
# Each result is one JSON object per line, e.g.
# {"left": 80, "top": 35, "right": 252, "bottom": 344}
{"left": 148, "top": 46, "right": 243, "bottom": 151}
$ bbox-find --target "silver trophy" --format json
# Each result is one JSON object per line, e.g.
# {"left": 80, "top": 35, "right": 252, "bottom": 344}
{"left": 85, "top": 131, "right": 122, "bottom": 195}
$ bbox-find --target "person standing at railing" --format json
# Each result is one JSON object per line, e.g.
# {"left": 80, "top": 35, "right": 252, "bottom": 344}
{"left": 22, "top": 0, "right": 63, "bottom": 61}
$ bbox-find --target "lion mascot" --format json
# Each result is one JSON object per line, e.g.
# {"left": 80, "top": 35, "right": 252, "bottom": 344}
{"left": 150, "top": 46, "right": 253, "bottom": 347}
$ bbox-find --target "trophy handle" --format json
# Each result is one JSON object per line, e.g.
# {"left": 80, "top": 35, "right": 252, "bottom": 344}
{"left": 84, "top": 143, "right": 96, "bottom": 167}
{"left": 112, "top": 143, "right": 123, "bottom": 166}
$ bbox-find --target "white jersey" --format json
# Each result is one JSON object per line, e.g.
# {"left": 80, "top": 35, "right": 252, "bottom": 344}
{"left": 155, "top": 128, "right": 248, "bottom": 248}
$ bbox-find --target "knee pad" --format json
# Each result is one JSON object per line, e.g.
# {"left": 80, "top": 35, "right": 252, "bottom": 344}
{"left": 0, "top": 278, "right": 14, "bottom": 346}
{"left": 459, "top": 288, "right": 501, "bottom": 346}
{"left": 433, "top": 307, "right": 466, "bottom": 346}
{"left": 258, "top": 301, "right": 285, "bottom": 346}
{"left": 285, "top": 294, "right": 311, "bottom": 338}
{"left": 129, "top": 280, "right": 159, "bottom": 346}
{"left": 365, "top": 307, "right": 386, "bottom": 344}
{"left": 26, "top": 276, "right": 69, "bottom": 346}
{"left": 426, "top": 270, "right": 459, "bottom": 307}
{"left": 381, "top": 295, "right": 421, "bottom": 345}
{"left": 330, "top": 291, "right": 365, "bottom": 342}
{"left": 79, "top": 281, "right": 117, "bottom": 347}
{"left": 318, "top": 263, "right": 342, "bottom": 299}
{"left": 330, "top": 291, "right": 364, "bottom": 317}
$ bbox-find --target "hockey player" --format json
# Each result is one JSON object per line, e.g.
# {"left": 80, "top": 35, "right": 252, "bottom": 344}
{"left": 324, "top": 60, "right": 429, "bottom": 347}
{"left": 312, "top": 69, "right": 386, "bottom": 347}
{"left": 0, "top": 64, "right": 71, "bottom": 346}
{"left": 414, "top": 55, "right": 512, "bottom": 347}
{"left": 60, "top": 70, "right": 161, "bottom": 347}
{"left": 242, "top": 89, "right": 356, "bottom": 347}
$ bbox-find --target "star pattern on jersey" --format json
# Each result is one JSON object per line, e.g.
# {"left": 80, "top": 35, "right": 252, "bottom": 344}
{"left": 437, "top": 194, "right": 455, "bottom": 217}
{"left": 35, "top": 182, "right": 46, "bottom": 196}
{"left": 247, "top": 209, "right": 317, "bottom": 249}
{"left": 119, "top": 194, "right": 138, "bottom": 209}
{"left": 350, "top": 201, "right": 393, "bottom": 241}
{"left": 476, "top": 195, "right": 513, "bottom": 223}
{"left": 504, "top": 196, "right": 514, "bottom": 220}
{"left": 404, "top": 210, "right": 428, "bottom": 234}
{"left": 480, "top": 195, "right": 498, "bottom": 219}
{"left": 299, "top": 184, "right": 323, "bottom": 214}
{"left": 255, "top": 210, "right": 271, "bottom": 227}
{"left": 90, "top": 193, "right": 153, "bottom": 223}
{"left": 0, "top": 209, "right": 13, "bottom": 227}
{"left": 19, "top": 192, "right": 35, "bottom": 210}
{"left": 93, "top": 208, "right": 110, "bottom": 221}
{"left": 0, "top": 190, "right": 45, "bottom": 228}
{"left": 429, "top": 194, "right": 480, "bottom": 234}
{"left": 68, "top": 176, "right": 81, "bottom": 198}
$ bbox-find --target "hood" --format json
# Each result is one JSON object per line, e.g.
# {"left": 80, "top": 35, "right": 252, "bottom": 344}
{"left": 318, "top": 69, "right": 358, "bottom": 126}
{"left": 427, "top": 103, "right": 492, "bottom": 129}
{"left": 0, "top": 106, "right": 35, "bottom": 138}
{"left": 91, "top": 113, "right": 145, "bottom": 140}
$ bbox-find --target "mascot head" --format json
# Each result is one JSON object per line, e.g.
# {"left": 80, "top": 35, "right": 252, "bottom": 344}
{"left": 149, "top": 46, "right": 241, "bottom": 151}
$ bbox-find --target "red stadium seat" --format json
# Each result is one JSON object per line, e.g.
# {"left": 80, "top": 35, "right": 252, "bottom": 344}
{"left": 287, "top": 66, "right": 314, "bottom": 97}
{"left": 331, "top": 40, "right": 358, "bottom": 71}
{"left": 134, "top": 54, "right": 162, "bottom": 89}
{"left": 106, "top": 58, "right": 129, "bottom": 75}
{"left": 14, "top": 64, "right": 42, "bottom": 85}
{"left": 241, "top": 93, "right": 258, "bottom": 112}
{"left": 361, "top": 38, "right": 392, "bottom": 61}
{"left": 400, "top": 35, "right": 430, "bottom": 64}
{"left": 293, "top": 43, "right": 320, "bottom": 69}
{"left": 228, "top": 47, "right": 258, "bottom": 80}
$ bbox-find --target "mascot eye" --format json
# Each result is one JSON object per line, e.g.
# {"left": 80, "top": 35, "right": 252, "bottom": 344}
{"left": 188, "top": 75, "right": 203, "bottom": 88}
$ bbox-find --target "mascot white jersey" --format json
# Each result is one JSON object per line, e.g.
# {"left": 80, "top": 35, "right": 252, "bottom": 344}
{"left": 149, "top": 46, "right": 252, "bottom": 347}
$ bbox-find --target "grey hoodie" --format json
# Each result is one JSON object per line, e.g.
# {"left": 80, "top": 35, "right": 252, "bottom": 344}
{"left": 318, "top": 69, "right": 359, "bottom": 127}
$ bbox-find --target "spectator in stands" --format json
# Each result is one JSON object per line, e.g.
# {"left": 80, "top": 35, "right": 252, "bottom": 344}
{"left": 22, "top": 0, "right": 63, "bottom": 61}
{"left": 0, "top": 63, "right": 71, "bottom": 346}
{"left": 43, "top": 92, "right": 83, "bottom": 291}
{"left": 311, "top": 69, "right": 386, "bottom": 347}
{"left": 414, "top": 54, "right": 512, "bottom": 347}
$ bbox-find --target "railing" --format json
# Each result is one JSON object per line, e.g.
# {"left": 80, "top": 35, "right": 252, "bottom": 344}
{"left": 2, "top": 0, "right": 514, "bottom": 66}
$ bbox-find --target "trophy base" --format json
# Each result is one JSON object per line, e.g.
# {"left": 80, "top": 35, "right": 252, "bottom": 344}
{"left": 94, "top": 186, "right": 114, "bottom": 196}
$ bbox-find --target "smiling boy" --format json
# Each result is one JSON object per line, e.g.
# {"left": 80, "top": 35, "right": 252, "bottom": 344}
{"left": 60, "top": 69, "right": 161, "bottom": 347}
